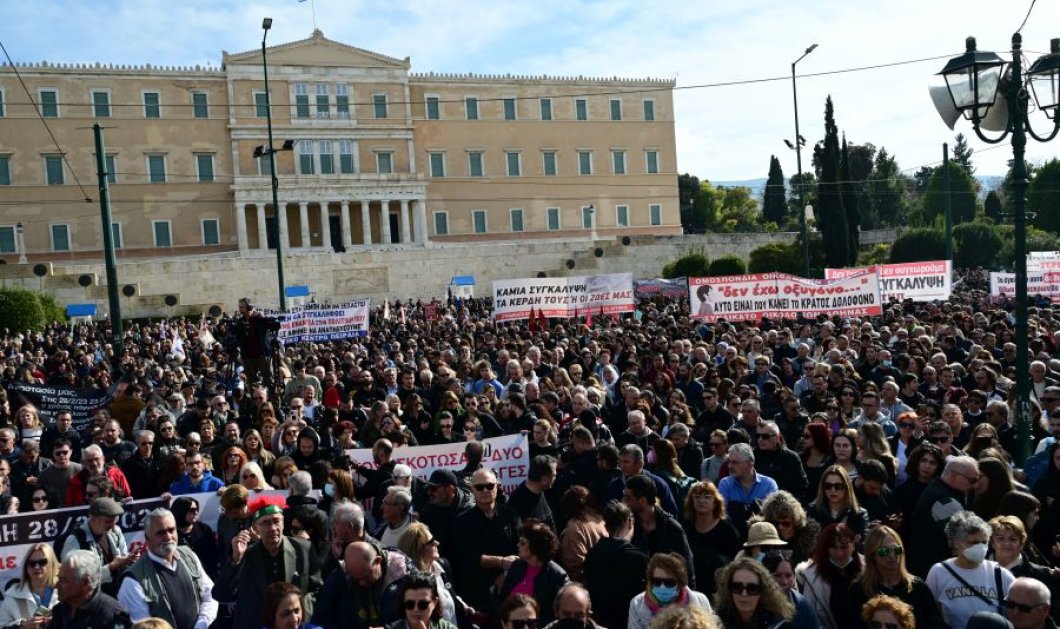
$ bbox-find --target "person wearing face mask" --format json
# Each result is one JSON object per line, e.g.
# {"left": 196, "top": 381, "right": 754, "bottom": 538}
{"left": 795, "top": 523, "right": 864, "bottom": 629}
{"left": 926, "top": 510, "right": 1015, "bottom": 629}
{"left": 627, "top": 553, "right": 711, "bottom": 629}
{"left": 541, "top": 583, "right": 604, "bottom": 629}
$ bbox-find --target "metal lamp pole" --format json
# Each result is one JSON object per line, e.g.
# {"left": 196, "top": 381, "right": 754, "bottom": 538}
{"left": 792, "top": 44, "right": 817, "bottom": 277}
{"left": 262, "top": 17, "right": 287, "bottom": 310}
{"left": 936, "top": 35, "right": 1060, "bottom": 464}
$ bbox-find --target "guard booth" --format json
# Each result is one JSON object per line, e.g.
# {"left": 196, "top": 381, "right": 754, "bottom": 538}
{"left": 449, "top": 275, "right": 476, "bottom": 299}
{"left": 66, "top": 303, "right": 97, "bottom": 324}
{"left": 285, "top": 285, "right": 311, "bottom": 309}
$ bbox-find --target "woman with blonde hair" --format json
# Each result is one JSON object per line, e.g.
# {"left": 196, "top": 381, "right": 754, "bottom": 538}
{"left": 15, "top": 404, "right": 44, "bottom": 444}
{"left": 713, "top": 557, "right": 794, "bottom": 629}
{"left": 807, "top": 465, "right": 869, "bottom": 540}
{"left": 988, "top": 515, "right": 1057, "bottom": 590}
{"left": 856, "top": 423, "right": 897, "bottom": 485}
{"left": 839, "top": 525, "right": 944, "bottom": 629}
{"left": 271, "top": 456, "right": 298, "bottom": 489}
{"left": 239, "top": 461, "right": 273, "bottom": 491}
{"left": 0, "top": 543, "right": 60, "bottom": 625}
{"left": 397, "top": 522, "right": 460, "bottom": 625}
{"left": 242, "top": 428, "right": 275, "bottom": 478}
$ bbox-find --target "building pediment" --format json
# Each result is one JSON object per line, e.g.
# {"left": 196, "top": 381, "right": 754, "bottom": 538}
{"left": 224, "top": 29, "right": 409, "bottom": 70}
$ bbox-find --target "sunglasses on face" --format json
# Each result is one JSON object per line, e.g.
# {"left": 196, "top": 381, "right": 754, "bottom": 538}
{"left": 31, "top": 496, "right": 47, "bottom": 504}
{"left": 650, "top": 577, "right": 677, "bottom": 588}
{"left": 1004, "top": 599, "right": 1047, "bottom": 614}
{"left": 823, "top": 482, "right": 846, "bottom": 491}
{"left": 473, "top": 483, "right": 496, "bottom": 492}
{"left": 510, "top": 620, "right": 538, "bottom": 629}
{"left": 927, "top": 436, "right": 950, "bottom": 444}
{"left": 899, "top": 422, "right": 915, "bottom": 429}
{"left": 404, "top": 599, "right": 433, "bottom": 611}
{"left": 26, "top": 559, "right": 48, "bottom": 569}
{"left": 875, "top": 546, "right": 903, "bottom": 557}
{"left": 730, "top": 581, "right": 762, "bottom": 596}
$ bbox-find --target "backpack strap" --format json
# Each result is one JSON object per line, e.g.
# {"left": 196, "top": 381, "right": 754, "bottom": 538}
{"left": 942, "top": 562, "right": 1005, "bottom": 614}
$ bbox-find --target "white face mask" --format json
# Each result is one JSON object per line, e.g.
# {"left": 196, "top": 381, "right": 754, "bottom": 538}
{"left": 962, "top": 542, "right": 989, "bottom": 564}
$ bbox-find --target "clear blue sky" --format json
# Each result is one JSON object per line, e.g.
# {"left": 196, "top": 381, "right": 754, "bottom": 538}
{"left": 4, "top": 0, "right": 1060, "bottom": 182}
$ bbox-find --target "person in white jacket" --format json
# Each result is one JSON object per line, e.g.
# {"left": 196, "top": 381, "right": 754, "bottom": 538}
{"left": 794, "top": 522, "right": 864, "bottom": 629}
{"left": 0, "top": 543, "right": 61, "bottom": 628}
{"left": 627, "top": 552, "right": 711, "bottom": 629}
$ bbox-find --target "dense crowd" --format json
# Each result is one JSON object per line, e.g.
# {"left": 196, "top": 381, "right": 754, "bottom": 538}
{"left": 0, "top": 274, "right": 1059, "bottom": 629}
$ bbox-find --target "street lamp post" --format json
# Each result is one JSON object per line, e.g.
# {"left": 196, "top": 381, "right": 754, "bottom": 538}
{"left": 935, "top": 35, "right": 1060, "bottom": 464}
{"left": 792, "top": 44, "right": 818, "bottom": 277}
{"left": 261, "top": 17, "right": 288, "bottom": 311}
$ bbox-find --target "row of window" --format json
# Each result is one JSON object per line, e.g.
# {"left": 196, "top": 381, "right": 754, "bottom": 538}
{"left": 266, "top": 84, "right": 657, "bottom": 122}
{"left": 0, "top": 220, "right": 220, "bottom": 253}
{"left": 428, "top": 148, "right": 660, "bottom": 178}
{"left": 432, "top": 204, "right": 664, "bottom": 236}
{"left": 0, "top": 153, "right": 215, "bottom": 186}
{"left": 2, "top": 88, "right": 211, "bottom": 119}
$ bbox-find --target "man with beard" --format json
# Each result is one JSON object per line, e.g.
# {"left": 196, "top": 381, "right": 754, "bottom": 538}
{"left": 118, "top": 508, "right": 218, "bottom": 629}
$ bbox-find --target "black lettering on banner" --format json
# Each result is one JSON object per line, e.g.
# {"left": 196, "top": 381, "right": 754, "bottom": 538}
{"left": 6, "top": 382, "right": 113, "bottom": 438}
{"left": 0, "top": 497, "right": 164, "bottom": 545}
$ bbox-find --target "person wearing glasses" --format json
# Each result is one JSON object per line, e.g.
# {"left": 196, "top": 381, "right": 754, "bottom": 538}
{"left": 497, "top": 594, "right": 538, "bottom": 629}
{"left": 858, "top": 595, "right": 916, "bottom": 629}
{"left": 838, "top": 526, "right": 944, "bottom": 629}
{"left": 752, "top": 421, "right": 808, "bottom": 501}
{"left": 384, "top": 572, "right": 458, "bottom": 629}
{"left": 0, "top": 543, "right": 60, "bottom": 627}
{"left": 907, "top": 456, "right": 978, "bottom": 577}
{"left": 713, "top": 557, "right": 794, "bottom": 629}
{"left": 1004, "top": 577, "right": 1055, "bottom": 629}
{"left": 172, "top": 496, "right": 220, "bottom": 580}
{"left": 627, "top": 552, "right": 711, "bottom": 629}
{"left": 496, "top": 521, "right": 569, "bottom": 626}
{"left": 452, "top": 469, "right": 521, "bottom": 616}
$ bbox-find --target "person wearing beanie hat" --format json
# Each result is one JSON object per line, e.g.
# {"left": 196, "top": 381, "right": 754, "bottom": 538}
{"left": 213, "top": 495, "right": 323, "bottom": 629}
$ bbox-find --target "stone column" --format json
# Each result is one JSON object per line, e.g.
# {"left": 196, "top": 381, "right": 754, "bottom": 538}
{"left": 235, "top": 204, "right": 249, "bottom": 253}
{"left": 413, "top": 198, "right": 430, "bottom": 246}
{"left": 361, "top": 200, "right": 372, "bottom": 245}
{"left": 320, "top": 202, "right": 332, "bottom": 251}
{"left": 380, "top": 200, "right": 392, "bottom": 245}
{"left": 299, "top": 202, "right": 310, "bottom": 248}
{"left": 277, "top": 202, "right": 289, "bottom": 250}
{"left": 340, "top": 201, "right": 352, "bottom": 249}
{"left": 399, "top": 200, "right": 411, "bottom": 244}
{"left": 256, "top": 204, "right": 267, "bottom": 250}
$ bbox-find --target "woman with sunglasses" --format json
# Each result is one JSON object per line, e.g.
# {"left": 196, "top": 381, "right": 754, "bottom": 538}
{"left": 219, "top": 446, "right": 248, "bottom": 485}
{"left": 398, "top": 523, "right": 473, "bottom": 626}
{"left": 497, "top": 594, "right": 538, "bottom": 629}
{"left": 24, "top": 487, "right": 57, "bottom": 512}
{"left": 260, "top": 582, "right": 322, "bottom": 629}
{"left": 838, "top": 525, "right": 944, "bottom": 629}
{"left": 837, "top": 388, "right": 860, "bottom": 426}
{"left": 385, "top": 572, "right": 458, "bottom": 629}
{"left": 628, "top": 552, "right": 711, "bottom": 629}
{"left": 172, "top": 495, "right": 220, "bottom": 579}
{"left": 761, "top": 550, "right": 819, "bottom": 629}
{"left": 807, "top": 466, "right": 869, "bottom": 542}
{"left": 713, "top": 557, "right": 794, "bottom": 629}
{"left": 0, "top": 543, "right": 60, "bottom": 627}
{"left": 795, "top": 523, "right": 863, "bottom": 629}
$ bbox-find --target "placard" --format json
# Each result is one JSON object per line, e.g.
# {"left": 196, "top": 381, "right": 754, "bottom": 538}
{"left": 689, "top": 270, "right": 882, "bottom": 322}
{"left": 492, "top": 273, "right": 634, "bottom": 321}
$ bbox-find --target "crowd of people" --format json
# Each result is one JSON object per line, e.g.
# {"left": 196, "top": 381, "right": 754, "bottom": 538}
{"left": 0, "top": 275, "right": 1058, "bottom": 629}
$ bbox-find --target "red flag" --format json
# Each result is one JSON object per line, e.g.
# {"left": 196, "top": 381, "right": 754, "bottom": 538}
{"left": 538, "top": 308, "right": 548, "bottom": 330}
{"left": 528, "top": 307, "right": 538, "bottom": 332}
{"left": 586, "top": 309, "right": 592, "bottom": 328}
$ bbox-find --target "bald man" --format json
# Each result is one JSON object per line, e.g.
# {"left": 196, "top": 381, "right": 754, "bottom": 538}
{"left": 312, "top": 539, "right": 409, "bottom": 629}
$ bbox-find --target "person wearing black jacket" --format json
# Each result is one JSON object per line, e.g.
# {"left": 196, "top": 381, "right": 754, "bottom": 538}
{"left": 451, "top": 469, "right": 521, "bottom": 615}
{"left": 234, "top": 298, "right": 273, "bottom": 387}
{"left": 50, "top": 550, "right": 132, "bottom": 629}
{"left": 118, "top": 431, "right": 162, "bottom": 500}
{"left": 753, "top": 421, "right": 809, "bottom": 501}
{"left": 906, "top": 455, "right": 978, "bottom": 577}
{"left": 625, "top": 474, "right": 696, "bottom": 588}
{"left": 584, "top": 500, "right": 648, "bottom": 629}
{"left": 39, "top": 410, "right": 82, "bottom": 462}
{"left": 496, "top": 521, "right": 570, "bottom": 625}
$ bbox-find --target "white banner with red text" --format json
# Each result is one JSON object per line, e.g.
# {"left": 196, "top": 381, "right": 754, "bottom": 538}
{"left": 825, "top": 260, "right": 952, "bottom": 302}
{"left": 346, "top": 434, "right": 529, "bottom": 496}
{"left": 989, "top": 272, "right": 1060, "bottom": 303}
{"left": 689, "top": 269, "right": 883, "bottom": 322}
{"left": 492, "top": 273, "right": 634, "bottom": 321}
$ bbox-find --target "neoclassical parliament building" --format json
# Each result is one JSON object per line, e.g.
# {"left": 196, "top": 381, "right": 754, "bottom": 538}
{"left": 0, "top": 29, "right": 679, "bottom": 262}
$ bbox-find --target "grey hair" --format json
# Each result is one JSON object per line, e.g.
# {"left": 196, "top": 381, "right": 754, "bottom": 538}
{"left": 668, "top": 423, "right": 690, "bottom": 439}
{"left": 618, "top": 444, "right": 644, "bottom": 464}
{"left": 627, "top": 409, "right": 646, "bottom": 424}
{"left": 82, "top": 444, "right": 103, "bottom": 460}
{"left": 944, "top": 455, "right": 979, "bottom": 479}
{"left": 332, "top": 502, "right": 365, "bottom": 534}
{"left": 0, "top": 428, "right": 13, "bottom": 440}
{"left": 385, "top": 486, "right": 412, "bottom": 514}
{"left": 728, "top": 442, "right": 755, "bottom": 463}
{"left": 63, "top": 549, "right": 102, "bottom": 592}
{"left": 945, "top": 510, "right": 992, "bottom": 549}
{"left": 986, "top": 400, "right": 1009, "bottom": 419}
{"left": 143, "top": 508, "right": 174, "bottom": 535}
{"left": 553, "top": 582, "right": 591, "bottom": 616}
{"left": 288, "top": 471, "right": 313, "bottom": 496}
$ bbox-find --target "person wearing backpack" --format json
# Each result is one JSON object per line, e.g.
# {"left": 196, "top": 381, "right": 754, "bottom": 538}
{"left": 56, "top": 497, "right": 138, "bottom": 598}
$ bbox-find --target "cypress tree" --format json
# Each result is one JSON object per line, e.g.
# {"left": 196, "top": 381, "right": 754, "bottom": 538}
{"left": 762, "top": 155, "right": 788, "bottom": 225}
{"left": 817, "top": 96, "right": 848, "bottom": 267}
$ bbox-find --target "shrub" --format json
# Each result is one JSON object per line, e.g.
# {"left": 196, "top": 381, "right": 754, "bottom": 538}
{"left": 953, "top": 222, "right": 1003, "bottom": 269}
{"left": 0, "top": 288, "right": 46, "bottom": 332}
{"left": 858, "top": 244, "right": 891, "bottom": 266}
{"left": 996, "top": 225, "right": 1060, "bottom": 270}
{"left": 707, "top": 255, "right": 747, "bottom": 276}
{"left": 37, "top": 292, "right": 67, "bottom": 324}
{"left": 662, "top": 250, "right": 710, "bottom": 279}
{"left": 748, "top": 243, "right": 800, "bottom": 274}
{"left": 889, "top": 228, "right": 945, "bottom": 263}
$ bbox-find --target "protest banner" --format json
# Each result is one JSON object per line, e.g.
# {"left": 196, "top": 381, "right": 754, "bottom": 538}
{"left": 492, "top": 273, "right": 634, "bottom": 321}
{"left": 274, "top": 299, "right": 371, "bottom": 343}
{"left": 0, "top": 496, "right": 164, "bottom": 584}
{"left": 825, "top": 260, "right": 952, "bottom": 302}
{"left": 346, "top": 434, "right": 529, "bottom": 495}
{"left": 634, "top": 278, "right": 689, "bottom": 299}
{"left": 990, "top": 271, "right": 1060, "bottom": 303}
{"left": 5, "top": 382, "right": 112, "bottom": 432}
{"left": 689, "top": 269, "right": 882, "bottom": 323}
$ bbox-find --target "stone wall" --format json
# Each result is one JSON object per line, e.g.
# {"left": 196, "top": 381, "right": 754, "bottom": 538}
{"left": 0, "top": 229, "right": 896, "bottom": 318}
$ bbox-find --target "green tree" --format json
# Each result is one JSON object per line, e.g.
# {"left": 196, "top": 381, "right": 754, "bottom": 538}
{"left": 690, "top": 180, "right": 719, "bottom": 233}
{"left": 840, "top": 136, "right": 861, "bottom": 265}
{"left": 953, "top": 222, "right": 1002, "bottom": 268}
{"left": 788, "top": 172, "right": 817, "bottom": 228}
{"left": 953, "top": 133, "right": 975, "bottom": 175}
{"left": 0, "top": 288, "right": 46, "bottom": 332}
{"left": 1029, "top": 159, "right": 1060, "bottom": 233}
{"left": 678, "top": 173, "right": 700, "bottom": 233}
{"left": 912, "top": 166, "right": 934, "bottom": 194}
{"left": 889, "top": 228, "right": 946, "bottom": 263}
{"left": 868, "top": 148, "right": 908, "bottom": 227}
{"left": 662, "top": 250, "right": 710, "bottom": 278}
{"left": 984, "top": 190, "right": 1003, "bottom": 223}
{"left": 714, "top": 186, "right": 762, "bottom": 233}
{"left": 748, "top": 242, "right": 800, "bottom": 274}
{"left": 923, "top": 162, "right": 979, "bottom": 225}
{"left": 707, "top": 255, "right": 747, "bottom": 276}
{"left": 762, "top": 155, "right": 788, "bottom": 225}
{"left": 815, "top": 96, "right": 849, "bottom": 267}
